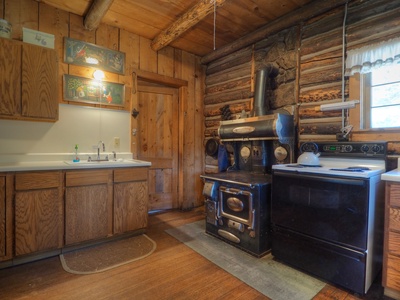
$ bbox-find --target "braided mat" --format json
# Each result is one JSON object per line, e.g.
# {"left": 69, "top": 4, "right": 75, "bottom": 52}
{"left": 60, "top": 234, "right": 156, "bottom": 274}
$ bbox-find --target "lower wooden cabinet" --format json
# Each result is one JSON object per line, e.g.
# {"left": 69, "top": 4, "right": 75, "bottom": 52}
{"left": 65, "top": 169, "right": 113, "bottom": 245}
{"left": 383, "top": 182, "right": 400, "bottom": 299}
{"left": 0, "top": 175, "right": 13, "bottom": 261}
{"left": 0, "top": 166, "right": 149, "bottom": 264}
{"left": 14, "top": 171, "right": 63, "bottom": 256}
{"left": 0, "top": 176, "right": 5, "bottom": 258}
{"left": 114, "top": 168, "right": 148, "bottom": 234}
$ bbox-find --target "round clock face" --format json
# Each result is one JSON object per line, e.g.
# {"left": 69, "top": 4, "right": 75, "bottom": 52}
{"left": 240, "top": 146, "right": 251, "bottom": 159}
{"left": 274, "top": 146, "right": 288, "bottom": 161}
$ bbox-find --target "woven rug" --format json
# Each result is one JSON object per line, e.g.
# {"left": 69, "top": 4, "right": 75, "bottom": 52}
{"left": 166, "top": 221, "right": 326, "bottom": 300}
{"left": 60, "top": 234, "right": 156, "bottom": 275}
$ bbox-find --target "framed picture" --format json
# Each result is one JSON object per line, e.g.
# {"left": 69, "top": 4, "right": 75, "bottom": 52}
{"left": 63, "top": 74, "right": 125, "bottom": 107}
{"left": 64, "top": 37, "right": 125, "bottom": 75}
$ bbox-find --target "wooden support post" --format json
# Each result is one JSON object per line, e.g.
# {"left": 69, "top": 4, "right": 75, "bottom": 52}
{"left": 151, "top": 0, "right": 227, "bottom": 52}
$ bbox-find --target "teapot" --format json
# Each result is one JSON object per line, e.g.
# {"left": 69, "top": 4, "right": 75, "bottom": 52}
{"left": 297, "top": 151, "right": 320, "bottom": 166}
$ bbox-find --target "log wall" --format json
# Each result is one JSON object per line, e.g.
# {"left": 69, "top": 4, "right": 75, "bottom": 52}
{"left": 2, "top": 0, "right": 205, "bottom": 209}
{"left": 204, "top": 0, "right": 400, "bottom": 172}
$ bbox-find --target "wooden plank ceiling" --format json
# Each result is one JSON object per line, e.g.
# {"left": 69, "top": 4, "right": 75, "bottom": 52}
{"left": 39, "top": 0, "right": 315, "bottom": 57}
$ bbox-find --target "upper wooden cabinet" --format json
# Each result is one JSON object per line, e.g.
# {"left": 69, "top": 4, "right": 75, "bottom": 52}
{"left": 0, "top": 38, "right": 21, "bottom": 116}
{"left": 0, "top": 37, "right": 58, "bottom": 122}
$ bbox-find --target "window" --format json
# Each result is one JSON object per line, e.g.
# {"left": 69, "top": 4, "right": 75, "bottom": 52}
{"left": 362, "top": 64, "right": 400, "bottom": 129}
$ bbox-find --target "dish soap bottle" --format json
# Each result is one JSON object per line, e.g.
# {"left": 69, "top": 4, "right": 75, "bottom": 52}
{"left": 73, "top": 144, "right": 80, "bottom": 162}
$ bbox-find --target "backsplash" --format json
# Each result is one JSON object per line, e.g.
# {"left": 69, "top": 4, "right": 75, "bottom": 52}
{"left": 0, "top": 104, "right": 131, "bottom": 163}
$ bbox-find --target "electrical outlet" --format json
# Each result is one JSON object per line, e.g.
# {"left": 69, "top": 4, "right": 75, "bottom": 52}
{"left": 114, "top": 137, "right": 120, "bottom": 148}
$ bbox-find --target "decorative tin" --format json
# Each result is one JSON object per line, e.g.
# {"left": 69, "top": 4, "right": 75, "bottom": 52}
{"left": 0, "top": 19, "right": 12, "bottom": 39}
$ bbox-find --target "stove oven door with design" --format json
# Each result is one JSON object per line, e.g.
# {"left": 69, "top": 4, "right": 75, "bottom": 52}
{"left": 204, "top": 179, "right": 271, "bottom": 257}
{"left": 271, "top": 170, "right": 384, "bottom": 294}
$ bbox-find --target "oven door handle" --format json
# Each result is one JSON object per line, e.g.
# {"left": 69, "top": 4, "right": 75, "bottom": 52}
{"left": 274, "top": 172, "right": 366, "bottom": 186}
{"left": 223, "top": 188, "right": 246, "bottom": 195}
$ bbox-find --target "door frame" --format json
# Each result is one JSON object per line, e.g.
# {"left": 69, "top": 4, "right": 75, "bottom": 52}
{"left": 131, "top": 69, "right": 188, "bottom": 209}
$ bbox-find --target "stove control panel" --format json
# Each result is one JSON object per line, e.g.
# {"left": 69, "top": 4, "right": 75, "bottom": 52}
{"left": 301, "top": 141, "right": 387, "bottom": 158}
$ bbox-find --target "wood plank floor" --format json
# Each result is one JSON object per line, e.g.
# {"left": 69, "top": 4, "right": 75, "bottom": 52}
{"left": 0, "top": 208, "right": 390, "bottom": 299}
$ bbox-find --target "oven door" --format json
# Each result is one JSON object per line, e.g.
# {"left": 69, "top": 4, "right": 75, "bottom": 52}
{"left": 271, "top": 171, "right": 369, "bottom": 250}
{"left": 219, "top": 186, "right": 254, "bottom": 229}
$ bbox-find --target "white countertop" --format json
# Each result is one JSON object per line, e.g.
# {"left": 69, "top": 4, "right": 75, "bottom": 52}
{"left": 0, "top": 153, "right": 151, "bottom": 172}
{"left": 381, "top": 169, "right": 400, "bottom": 182}
{"left": 381, "top": 158, "right": 400, "bottom": 182}
{"left": 0, "top": 159, "right": 151, "bottom": 172}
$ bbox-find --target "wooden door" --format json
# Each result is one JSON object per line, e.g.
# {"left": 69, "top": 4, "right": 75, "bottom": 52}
{"left": 137, "top": 85, "right": 179, "bottom": 211}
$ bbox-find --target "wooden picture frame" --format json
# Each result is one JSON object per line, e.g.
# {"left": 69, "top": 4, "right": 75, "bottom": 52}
{"left": 64, "top": 37, "right": 125, "bottom": 75}
{"left": 63, "top": 74, "right": 125, "bottom": 107}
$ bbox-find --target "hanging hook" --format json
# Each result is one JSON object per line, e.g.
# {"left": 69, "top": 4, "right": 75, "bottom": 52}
{"left": 131, "top": 108, "right": 139, "bottom": 119}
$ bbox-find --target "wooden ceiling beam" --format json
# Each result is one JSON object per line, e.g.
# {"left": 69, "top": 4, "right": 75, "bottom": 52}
{"left": 84, "top": 0, "right": 114, "bottom": 31}
{"left": 201, "top": 0, "right": 349, "bottom": 64}
{"left": 151, "top": 0, "right": 228, "bottom": 52}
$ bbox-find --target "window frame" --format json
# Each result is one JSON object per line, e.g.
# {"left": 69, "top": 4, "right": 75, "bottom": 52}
{"left": 348, "top": 74, "right": 400, "bottom": 140}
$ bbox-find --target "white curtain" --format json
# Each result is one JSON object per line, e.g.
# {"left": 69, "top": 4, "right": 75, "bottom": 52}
{"left": 345, "top": 37, "right": 400, "bottom": 76}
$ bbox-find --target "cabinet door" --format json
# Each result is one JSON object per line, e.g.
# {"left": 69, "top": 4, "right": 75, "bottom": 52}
{"left": 383, "top": 183, "right": 400, "bottom": 295}
{"left": 14, "top": 172, "right": 63, "bottom": 256}
{"left": 0, "top": 175, "right": 13, "bottom": 261}
{"left": 0, "top": 176, "right": 6, "bottom": 259}
{"left": 65, "top": 185, "right": 110, "bottom": 244}
{"left": 114, "top": 181, "right": 148, "bottom": 234}
{"left": 21, "top": 43, "right": 58, "bottom": 120}
{"left": 65, "top": 170, "right": 113, "bottom": 245}
{"left": 386, "top": 254, "right": 400, "bottom": 291}
{"left": 114, "top": 168, "right": 148, "bottom": 234}
{"left": 0, "top": 38, "right": 21, "bottom": 116}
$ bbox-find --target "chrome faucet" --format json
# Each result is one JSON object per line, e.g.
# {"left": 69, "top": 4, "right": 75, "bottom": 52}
{"left": 97, "top": 141, "right": 106, "bottom": 160}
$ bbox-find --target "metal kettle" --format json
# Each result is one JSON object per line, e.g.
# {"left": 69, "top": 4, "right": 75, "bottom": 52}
{"left": 297, "top": 151, "right": 320, "bottom": 166}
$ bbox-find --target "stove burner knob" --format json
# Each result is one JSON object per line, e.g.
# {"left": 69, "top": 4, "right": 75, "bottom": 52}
{"left": 372, "top": 145, "right": 380, "bottom": 153}
{"left": 344, "top": 145, "right": 353, "bottom": 152}
{"left": 361, "top": 144, "right": 370, "bottom": 153}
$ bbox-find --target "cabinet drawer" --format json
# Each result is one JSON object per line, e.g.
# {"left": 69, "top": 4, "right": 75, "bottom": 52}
{"left": 114, "top": 167, "right": 148, "bottom": 183}
{"left": 389, "top": 231, "right": 400, "bottom": 256}
{"left": 15, "top": 171, "right": 61, "bottom": 190}
{"left": 66, "top": 169, "right": 112, "bottom": 187}
{"left": 386, "top": 254, "right": 400, "bottom": 291}
{"left": 389, "top": 184, "right": 400, "bottom": 207}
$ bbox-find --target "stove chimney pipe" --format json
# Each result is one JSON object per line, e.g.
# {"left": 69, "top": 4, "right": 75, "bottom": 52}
{"left": 252, "top": 65, "right": 274, "bottom": 117}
